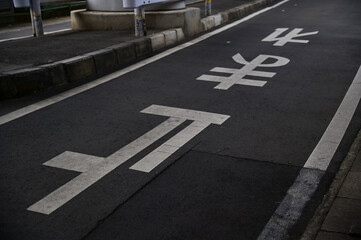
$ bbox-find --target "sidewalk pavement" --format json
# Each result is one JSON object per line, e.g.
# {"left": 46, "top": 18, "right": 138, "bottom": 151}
{"left": 302, "top": 130, "right": 361, "bottom": 240}
{"left": 0, "top": 0, "right": 280, "bottom": 100}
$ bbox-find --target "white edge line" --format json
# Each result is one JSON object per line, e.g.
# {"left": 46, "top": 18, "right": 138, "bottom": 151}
{"left": 304, "top": 65, "right": 361, "bottom": 171}
{"left": 0, "top": 0, "right": 290, "bottom": 126}
{"left": 258, "top": 65, "right": 361, "bottom": 239}
{"left": 0, "top": 35, "right": 32, "bottom": 43}
{"left": 0, "top": 28, "right": 73, "bottom": 43}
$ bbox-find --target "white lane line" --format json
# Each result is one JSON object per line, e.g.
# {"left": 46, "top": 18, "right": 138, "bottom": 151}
{"left": 0, "top": 0, "right": 289, "bottom": 126}
{"left": 43, "top": 151, "right": 105, "bottom": 173}
{"left": 0, "top": 35, "right": 32, "bottom": 43}
{"left": 130, "top": 121, "right": 211, "bottom": 172}
{"left": 141, "top": 104, "right": 229, "bottom": 125}
{"left": 305, "top": 65, "right": 361, "bottom": 170}
{"left": 28, "top": 104, "right": 230, "bottom": 214}
{"left": 0, "top": 29, "right": 72, "bottom": 43}
{"left": 28, "top": 117, "right": 185, "bottom": 215}
{"left": 257, "top": 168, "right": 324, "bottom": 240}
{"left": 258, "top": 65, "right": 361, "bottom": 240}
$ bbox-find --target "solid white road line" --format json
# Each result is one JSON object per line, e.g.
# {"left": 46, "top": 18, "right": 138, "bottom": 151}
{"left": 304, "top": 65, "right": 361, "bottom": 171}
{"left": 0, "top": 0, "right": 289, "bottom": 126}
{"left": 258, "top": 65, "right": 361, "bottom": 240}
{"left": 28, "top": 116, "right": 185, "bottom": 214}
{"left": 130, "top": 121, "right": 211, "bottom": 172}
{"left": 28, "top": 104, "right": 230, "bottom": 214}
{"left": 0, "top": 29, "right": 72, "bottom": 43}
{"left": 141, "top": 104, "right": 229, "bottom": 125}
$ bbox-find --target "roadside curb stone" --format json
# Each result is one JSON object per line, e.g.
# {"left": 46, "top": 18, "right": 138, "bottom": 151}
{"left": 0, "top": 0, "right": 281, "bottom": 100}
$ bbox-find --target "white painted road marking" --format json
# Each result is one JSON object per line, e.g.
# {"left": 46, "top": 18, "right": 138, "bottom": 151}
{"left": 262, "top": 28, "right": 319, "bottom": 46}
{"left": 197, "top": 53, "right": 290, "bottom": 89}
{"left": 28, "top": 105, "right": 229, "bottom": 215}
{"left": 0, "top": 0, "right": 289, "bottom": 126}
{"left": 304, "top": 65, "right": 361, "bottom": 171}
{"left": 0, "top": 28, "right": 72, "bottom": 43}
{"left": 258, "top": 65, "right": 361, "bottom": 240}
{"left": 131, "top": 121, "right": 211, "bottom": 172}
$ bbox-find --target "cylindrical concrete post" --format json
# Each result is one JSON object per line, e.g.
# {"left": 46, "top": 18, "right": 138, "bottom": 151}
{"left": 134, "top": 7, "right": 146, "bottom": 37}
{"left": 29, "top": 0, "right": 44, "bottom": 36}
{"left": 205, "top": 0, "right": 211, "bottom": 16}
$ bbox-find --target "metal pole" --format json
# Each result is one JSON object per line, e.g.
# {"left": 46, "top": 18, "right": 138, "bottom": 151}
{"left": 29, "top": 0, "right": 44, "bottom": 37}
{"left": 134, "top": 6, "right": 146, "bottom": 37}
{"left": 205, "top": 0, "right": 211, "bottom": 16}
{"left": 29, "top": 3, "right": 36, "bottom": 36}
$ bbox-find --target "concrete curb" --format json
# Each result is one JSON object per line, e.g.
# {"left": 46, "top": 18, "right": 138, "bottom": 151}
{"left": 0, "top": 0, "right": 280, "bottom": 100}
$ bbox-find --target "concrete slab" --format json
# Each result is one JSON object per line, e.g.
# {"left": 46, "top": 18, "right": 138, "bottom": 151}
{"left": 338, "top": 172, "right": 361, "bottom": 200}
{"left": 351, "top": 150, "right": 361, "bottom": 172}
{"left": 321, "top": 197, "right": 361, "bottom": 236}
{"left": 316, "top": 231, "right": 355, "bottom": 240}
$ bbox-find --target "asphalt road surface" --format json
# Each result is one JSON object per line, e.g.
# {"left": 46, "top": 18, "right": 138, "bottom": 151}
{"left": 1, "top": 0, "right": 361, "bottom": 239}
{"left": 0, "top": 17, "right": 72, "bottom": 42}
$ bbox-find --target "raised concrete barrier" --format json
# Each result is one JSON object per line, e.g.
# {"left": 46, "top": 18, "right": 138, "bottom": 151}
{"left": 0, "top": 0, "right": 281, "bottom": 100}
{"left": 71, "top": 7, "right": 202, "bottom": 37}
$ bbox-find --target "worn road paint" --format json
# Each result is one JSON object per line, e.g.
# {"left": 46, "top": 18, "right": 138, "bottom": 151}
{"left": 258, "top": 65, "right": 361, "bottom": 240}
{"left": 0, "top": 0, "right": 290, "bottom": 126}
{"left": 28, "top": 105, "right": 229, "bottom": 215}
{"left": 197, "top": 53, "right": 290, "bottom": 89}
{"left": 262, "top": 28, "right": 319, "bottom": 46}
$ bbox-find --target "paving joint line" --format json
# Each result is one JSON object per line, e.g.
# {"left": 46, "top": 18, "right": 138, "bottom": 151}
{"left": 81, "top": 142, "right": 199, "bottom": 239}
{"left": 191, "top": 149, "right": 303, "bottom": 169}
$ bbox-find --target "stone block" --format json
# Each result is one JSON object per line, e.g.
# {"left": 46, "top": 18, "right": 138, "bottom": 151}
{"left": 85, "top": 49, "right": 118, "bottom": 73}
{"left": 131, "top": 38, "right": 152, "bottom": 57}
{"left": 163, "top": 30, "right": 177, "bottom": 46}
{"left": 321, "top": 197, "right": 361, "bottom": 236}
{"left": 316, "top": 231, "right": 355, "bottom": 240}
{"left": 71, "top": 9, "right": 134, "bottom": 30}
{"left": 41, "top": 63, "right": 68, "bottom": 87}
{"left": 201, "top": 16, "right": 215, "bottom": 31}
{"left": 60, "top": 56, "right": 96, "bottom": 82}
{"left": 10, "top": 67, "right": 51, "bottom": 96}
{"left": 109, "top": 42, "right": 137, "bottom": 66}
{"left": 213, "top": 14, "right": 222, "bottom": 27}
{"left": 71, "top": 8, "right": 201, "bottom": 37}
{"left": 149, "top": 33, "right": 166, "bottom": 51}
{"left": 175, "top": 28, "right": 185, "bottom": 41}
{"left": 338, "top": 172, "right": 361, "bottom": 200}
{"left": 0, "top": 74, "right": 17, "bottom": 99}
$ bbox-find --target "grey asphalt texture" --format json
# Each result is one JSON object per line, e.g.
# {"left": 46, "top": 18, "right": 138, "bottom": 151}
{"left": 0, "top": 0, "right": 253, "bottom": 72}
{"left": 1, "top": 0, "right": 361, "bottom": 239}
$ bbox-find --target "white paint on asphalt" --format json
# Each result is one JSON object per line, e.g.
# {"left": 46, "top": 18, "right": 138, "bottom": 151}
{"left": 0, "top": 28, "right": 72, "bottom": 43}
{"left": 262, "top": 28, "right": 319, "bottom": 46}
{"left": 258, "top": 65, "right": 361, "bottom": 239}
{"left": 43, "top": 151, "right": 105, "bottom": 173}
{"left": 141, "top": 104, "right": 229, "bottom": 125}
{"left": 304, "top": 65, "right": 361, "bottom": 171}
{"left": 28, "top": 116, "right": 185, "bottom": 215}
{"left": 257, "top": 168, "right": 324, "bottom": 240}
{"left": 0, "top": 0, "right": 289, "bottom": 126}
{"left": 28, "top": 105, "right": 229, "bottom": 214}
{"left": 197, "top": 53, "right": 289, "bottom": 89}
{"left": 130, "top": 121, "right": 211, "bottom": 172}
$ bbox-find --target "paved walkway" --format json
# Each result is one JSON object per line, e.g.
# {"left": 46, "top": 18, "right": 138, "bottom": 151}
{"left": 316, "top": 147, "right": 361, "bottom": 239}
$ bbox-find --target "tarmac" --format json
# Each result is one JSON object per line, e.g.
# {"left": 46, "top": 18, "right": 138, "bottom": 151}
{"left": 0, "top": 0, "right": 277, "bottom": 100}
{"left": 1, "top": 0, "right": 361, "bottom": 239}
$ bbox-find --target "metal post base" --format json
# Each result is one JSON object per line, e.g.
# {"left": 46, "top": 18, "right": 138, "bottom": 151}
{"left": 134, "top": 7, "right": 146, "bottom": 37}
{"left": 205, "top": 0, "right": 211, "bottom": 16}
